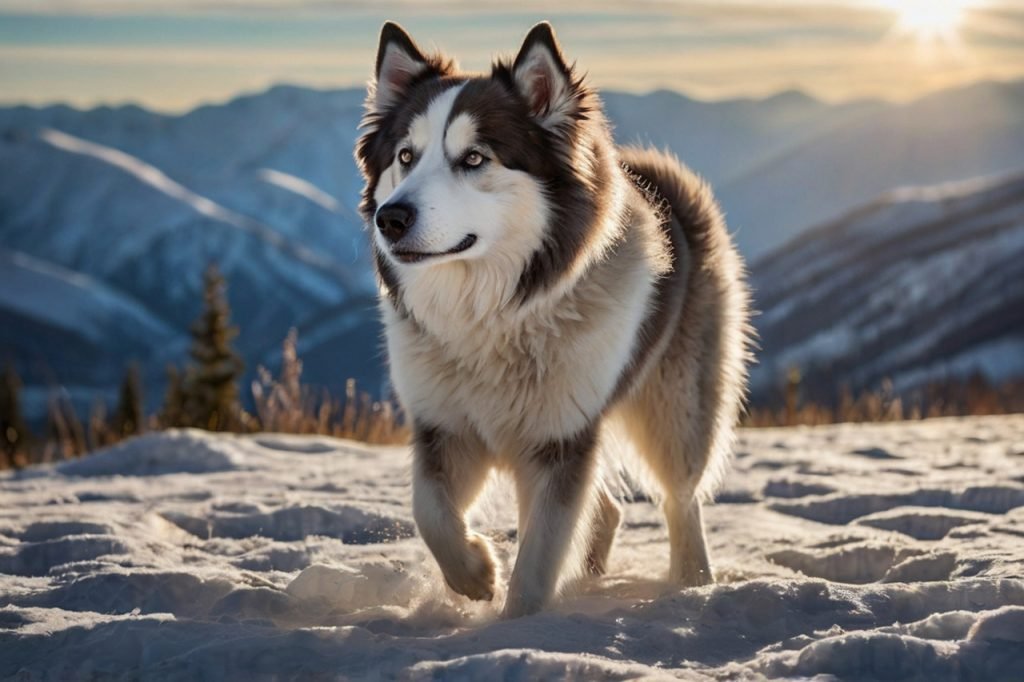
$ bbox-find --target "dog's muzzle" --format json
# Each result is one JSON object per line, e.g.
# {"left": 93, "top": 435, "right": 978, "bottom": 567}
{"left": 376, "top": 202, "right": 416, "bottom": 243}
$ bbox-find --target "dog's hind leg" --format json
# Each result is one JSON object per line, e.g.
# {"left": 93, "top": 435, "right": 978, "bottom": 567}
{"left": 619, "top": 387, "right": 715, "bottom": 587}
{"left": 663, "top": 493, "right": 711, "bottom": 585}
{"left": 585, "top": 488, "right": 621, "bottom": 576}
{"left": 412, "top": 424, "right": 497, "bottom": 601}
{"left": 504, "top": 426, "right": 600, "bottom": 618}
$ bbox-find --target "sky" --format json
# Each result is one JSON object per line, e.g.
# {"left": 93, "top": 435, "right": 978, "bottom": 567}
{"left": 1, "top": 0, "right": 1023, "bottom": 111}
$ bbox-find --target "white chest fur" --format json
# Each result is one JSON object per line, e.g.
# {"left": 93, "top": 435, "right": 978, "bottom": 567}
{"left": 382, "top": 230, "right": 656, "bottom": 453}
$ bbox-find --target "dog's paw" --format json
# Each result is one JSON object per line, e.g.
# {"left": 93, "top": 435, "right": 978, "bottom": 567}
{"left": 501, "top": 588, "right": 544, "bottom": 619}
{"left": 669, "top": 564, "right": 714, "bottom": 587}
{"left": 442, "top": 534, "right": 496, "bottom": 601}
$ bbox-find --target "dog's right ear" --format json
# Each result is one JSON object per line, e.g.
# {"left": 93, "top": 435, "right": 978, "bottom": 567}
{"left": 511, "top": 22, "right": 580, "bottom": 129}
{"left": 372, "top": 22, "right": 429, "bottom": 111}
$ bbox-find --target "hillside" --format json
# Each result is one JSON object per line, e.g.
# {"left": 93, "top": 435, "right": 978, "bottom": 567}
{"left": 0, "top": 88, "right": 382, "bottom": 410}
{"left": 2, "top": 417, "right": 1023, "bottom": 678}
{"left": 0, "top": 249, "right": 184, "bottom": 416}
{"left": 750, "top": 171, "right": 1024, "bottom": 403}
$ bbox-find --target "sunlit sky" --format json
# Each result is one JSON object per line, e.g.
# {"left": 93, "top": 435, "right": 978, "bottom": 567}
{"left": 1, "top": 0, "right": 1023, "bottom": 111}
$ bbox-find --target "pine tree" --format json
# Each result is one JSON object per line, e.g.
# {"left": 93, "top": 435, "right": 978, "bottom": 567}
{"left": 113, "top": 363, "right": 144, "bottom": 438}
{"left": 0, "top": 364, "right": 31, "bottom": 468}
{"left": 183, "top": 264, "right": 245, "bottom": 431}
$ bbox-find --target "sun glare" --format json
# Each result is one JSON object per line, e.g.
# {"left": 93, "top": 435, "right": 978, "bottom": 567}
{"left": 879, "top": 0, "right": 976, "bottom": 41}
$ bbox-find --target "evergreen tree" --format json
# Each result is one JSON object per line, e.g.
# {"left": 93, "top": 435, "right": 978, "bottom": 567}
{"left": 0, "top": 364, "right": 31, "bottom": 467}
{"left": 184, "top": 264, "right": 245, "bottom": 431}
{"left": 113, "top": 363, "right": 144, "bottom": 438}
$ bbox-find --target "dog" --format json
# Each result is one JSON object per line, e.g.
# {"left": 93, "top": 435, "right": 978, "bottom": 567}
{"left": 355, "top": 21, "right": 751, "bottom": 618}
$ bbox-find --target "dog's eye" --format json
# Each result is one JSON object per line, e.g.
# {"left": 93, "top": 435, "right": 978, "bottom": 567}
{"left": 398, "top": 148, "right": 414, "bottom": 166}
{"left": 462, "top": 151, "right": 486, "bottom": 169}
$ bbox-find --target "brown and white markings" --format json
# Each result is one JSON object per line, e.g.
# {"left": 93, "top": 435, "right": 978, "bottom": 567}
{"left": 354, "top": 20, "right": 752, "bottom": 618}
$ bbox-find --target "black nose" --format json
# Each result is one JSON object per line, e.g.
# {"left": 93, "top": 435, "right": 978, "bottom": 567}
{"left": 375, "top": 202, "right": 416, "bottom": 243}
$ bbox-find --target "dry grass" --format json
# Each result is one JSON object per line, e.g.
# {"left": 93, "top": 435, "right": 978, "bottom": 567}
{"left": 4, "top": 380, "right": 407, "bottom": 471}
{"left": 5, "top": 359, "right": 1021, "bottom": 471}
{"left": 250, "top": 329, "right": 409, "bottom": 445}
{"left": 744, "top": 374, "right": 1024, "bottom": 428}
{"left": 2, "top": 331, "right": 408, "bottom": 471}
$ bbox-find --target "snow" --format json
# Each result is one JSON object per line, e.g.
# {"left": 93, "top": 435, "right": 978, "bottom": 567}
{"left": 259, "top": 168, "right": 342, "bottom": 213}
{"left": 2, "top": 416, "right": 1023, "bottom": 679}
{"left": 881, "top": 170, "right": 1022, "bottom": 207}
{"left": 38, "top": 128, "right": 344, "bottom": 280}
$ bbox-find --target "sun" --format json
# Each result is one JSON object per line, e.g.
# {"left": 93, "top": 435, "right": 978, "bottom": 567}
{"left": 878, "top": 0, "right": 976, "bottom": 41}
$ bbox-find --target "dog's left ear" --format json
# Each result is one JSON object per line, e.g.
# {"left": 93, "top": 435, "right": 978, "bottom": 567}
{"left": 512, "top": 22, "right": 580, "bottom": 128}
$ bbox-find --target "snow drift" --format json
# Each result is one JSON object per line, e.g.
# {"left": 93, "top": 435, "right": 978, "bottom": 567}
{"left": 2, "top": 416, "right": 1023, "bottom": 679}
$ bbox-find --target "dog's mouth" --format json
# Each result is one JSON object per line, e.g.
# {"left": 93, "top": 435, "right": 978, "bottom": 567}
{"left": 392, "top": 234, "right": 478, "bottom": 264}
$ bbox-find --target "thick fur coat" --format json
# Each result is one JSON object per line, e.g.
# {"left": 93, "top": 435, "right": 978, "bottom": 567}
{"left": 355, "top": 21, "right": 752, "bottom": 617}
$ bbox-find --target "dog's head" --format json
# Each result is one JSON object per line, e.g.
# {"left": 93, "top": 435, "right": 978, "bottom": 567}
{"left": 355, "top": 22, "right": 616, "bottom": 305}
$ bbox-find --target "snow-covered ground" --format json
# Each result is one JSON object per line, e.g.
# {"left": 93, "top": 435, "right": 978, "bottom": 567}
{"left": 2, "top": 416, "right": 1023, "bottom": 680}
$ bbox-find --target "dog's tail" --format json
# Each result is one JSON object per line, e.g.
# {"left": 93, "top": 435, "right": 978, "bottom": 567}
{"left": 618, "top": 146, "right": 727, "bottom": 263}
{"left": 617, "top": 146, "right": 756, "bottom": 501}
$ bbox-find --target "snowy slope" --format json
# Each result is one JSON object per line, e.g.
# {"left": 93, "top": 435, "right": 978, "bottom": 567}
{"left": 0, "top": 249, "right": 183, "bottom": 409}
{"left": 0, "top": 89, "right": 381, "bottom": 412}
{"left": 2, "top": 416, "right": 1024, "bottom": 679}
{"left": 750, "top": 171, "right": 1024, "bottom": 402}
{"left": 0, "top": 248, "right": 175, "bottom": 349}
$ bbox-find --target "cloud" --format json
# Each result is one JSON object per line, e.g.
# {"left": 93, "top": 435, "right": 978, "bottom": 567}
{"left": 0, "top": 0, "right": 939, "bottom": 17}
{"left": 1, "top": 0, "right": 1022, "bottom": 109}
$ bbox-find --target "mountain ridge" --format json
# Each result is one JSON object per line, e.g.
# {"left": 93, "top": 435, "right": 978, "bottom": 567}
{"left": 750, "top": 170, "right": 1024, "bottom": 403}
{"left": 2, "top": 78, "right": 1023, "bottom": 418}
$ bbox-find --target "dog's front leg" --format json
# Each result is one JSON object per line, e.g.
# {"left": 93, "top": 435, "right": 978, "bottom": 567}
{"left": 412, "top": 424, "right": 496, "bottom": 601}
{"left": 504, "top": 426, "right": 599, "bottom": 618}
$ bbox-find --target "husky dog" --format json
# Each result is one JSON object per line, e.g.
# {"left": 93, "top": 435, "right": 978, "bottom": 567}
{"left": 355, "top": 21, "right": 751, "bottom": 618}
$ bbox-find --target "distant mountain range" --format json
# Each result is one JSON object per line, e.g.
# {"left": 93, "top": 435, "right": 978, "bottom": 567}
{"left": 720, "top": 80, "right": 1024, "bottom": 259}
{"left": 1, "top": 80, "right": 1022, "bottom": 418}
{"left": 750, "top": 171, "right": 1024, "bottom": 403}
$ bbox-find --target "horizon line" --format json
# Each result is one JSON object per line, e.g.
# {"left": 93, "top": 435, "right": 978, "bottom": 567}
{"left": 4, "top": 74, "right": 1022, "bottom": 116}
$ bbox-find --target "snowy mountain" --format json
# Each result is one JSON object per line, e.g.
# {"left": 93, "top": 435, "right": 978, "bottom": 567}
{"left": 2, "top": 80, "right": 1022, "bottom": 417}
{"left": 0, "top": 248, "right": 184, "bottom": 417}
{"left": 0, "top": 87, "right": 383, "bottom": 414}
{"left": 750, "top": 171, "right": 1024, "bottom": 403}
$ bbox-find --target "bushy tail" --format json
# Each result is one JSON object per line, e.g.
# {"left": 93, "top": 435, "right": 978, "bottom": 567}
{"left": 618, "top": 146, "right": 756, "bottom": 500}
